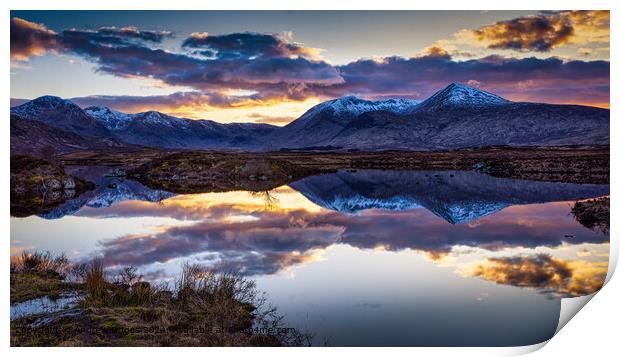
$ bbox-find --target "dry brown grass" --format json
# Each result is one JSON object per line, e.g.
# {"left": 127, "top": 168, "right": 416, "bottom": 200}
{"left": 12, "top": 256, "right": 312, "bottom": 346}
{"left": 84, "top": 258, "right": 107, "bottom": 301}
{"left": 11, "top": 251, "right": 70, "bottom": 277}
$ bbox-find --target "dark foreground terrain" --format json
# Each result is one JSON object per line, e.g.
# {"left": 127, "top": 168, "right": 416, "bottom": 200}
{"left": 11, "top": 252, "right": 310, "bottom": 347}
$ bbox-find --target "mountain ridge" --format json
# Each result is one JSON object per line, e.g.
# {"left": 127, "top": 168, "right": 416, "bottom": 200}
{"left": 10, "top": 83, "right": 610, "bottom": 154}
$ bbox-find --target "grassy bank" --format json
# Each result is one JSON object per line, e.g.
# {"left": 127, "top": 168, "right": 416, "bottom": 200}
{"left": 11, "top": 252, "right": 309, "bottom": 347}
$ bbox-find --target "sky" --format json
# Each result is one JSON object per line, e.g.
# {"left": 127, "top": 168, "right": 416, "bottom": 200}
{"left": 10, "top": 10, "right": 610, "bottom": 125}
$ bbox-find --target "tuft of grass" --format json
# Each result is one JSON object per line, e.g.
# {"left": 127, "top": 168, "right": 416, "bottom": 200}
{"left": 84, "top": 258, "right": 107, "bottom": 302}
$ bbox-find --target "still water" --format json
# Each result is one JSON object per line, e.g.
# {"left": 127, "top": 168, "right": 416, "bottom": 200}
{"left": 11, "top": 169, "right": 610, "bottom": 346}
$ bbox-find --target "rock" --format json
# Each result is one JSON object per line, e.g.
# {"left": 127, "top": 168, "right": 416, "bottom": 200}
{"left": 43, "top": 178, "right": 61, "bottom": 190}
{"left": 62, "top": 177, "right": 76, "bottom": 189}
{"left": 45, "top": 190, "right": 62, "bottom": 200}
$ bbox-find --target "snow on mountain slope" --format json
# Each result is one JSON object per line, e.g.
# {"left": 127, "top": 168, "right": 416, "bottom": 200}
{"left": 11, "top": 96, "right": 77, "bottom": 119}
{"left": 272, "top": 96, "right": 420, "bottom": 148}
{"left": 85, "top": 106, "right": 134, "bottom": 130}
{"left": 417, "top": 83, "right": 510, "bottom": 112}
{"left": 320, "top": 96, "right": 420, "bottom": 117}
{"left": 287, "top": 96, "right": 420, "bottom": 129}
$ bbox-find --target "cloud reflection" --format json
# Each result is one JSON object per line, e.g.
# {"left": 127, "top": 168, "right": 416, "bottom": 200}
{"left": 82, "top": 190, "right": 608, "bottom": 290}
{"left": 465, "top": 254, "right": 606, "bottom": 297}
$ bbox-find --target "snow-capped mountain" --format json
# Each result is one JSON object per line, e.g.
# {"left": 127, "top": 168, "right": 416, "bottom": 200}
{"left": 10, "top": 83, "right": 610, "bottom": 154}
{"left": 272, "top": 83, "right": 609, "bottom": 150}
{"left": 12, "top": 97, "right": 279, "bottom": 152}
{"left": 289, "top": 170, "right": 610, "bottom": 224}
{"left": 11, "top": 96, "right": 111, "bottom": 138}
{"left": 270, "top": 96, "right": 420, "bottom": 148}
{"left": 314, "top": 96, "right": 420, "bottom": 117}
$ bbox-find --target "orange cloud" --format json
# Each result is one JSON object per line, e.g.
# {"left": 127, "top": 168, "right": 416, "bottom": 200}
{"left": 463, "top": 11, "right": 609, "bottom": 52}
{"left": 10, "top": 17, "right": 58, "bottom": 61}
{"left": 248, "top": 113, "right": 295, "bottom": 125}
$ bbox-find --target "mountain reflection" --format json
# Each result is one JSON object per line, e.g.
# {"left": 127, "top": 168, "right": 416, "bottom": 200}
{"left": 290, "top": 170, "right": 609, "bottom": 224}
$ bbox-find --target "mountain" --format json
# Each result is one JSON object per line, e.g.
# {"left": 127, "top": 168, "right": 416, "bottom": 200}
{"left": 270, "top": 96, "right": 420, "bottom": 148}
{"left": 83, "top": 106, "right": 133, "bottom": 130}
{"left": 272, "top": 83, "right": 609, "bottom": 150}
{"left": 10, "top": 83, "right": 610, "bottom": 153}
{"left": 11, "top": 96, "right": 112, "bottom": 138}
{"left": 85, "top": 109, "right": 278, "bottom": 149}
{"left": 289, "top": 170, "right": 610, "bottom": 224}
{"left": 415, "top": 83, "right": 510, "bottom": 112}
{"left": 10, "top": 115, "right": 130, "bottom": 155}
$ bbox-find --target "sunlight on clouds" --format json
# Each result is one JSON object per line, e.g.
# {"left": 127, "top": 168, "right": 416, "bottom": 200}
{"left": 195, "top": 97, "right": 322, "bottom": 124}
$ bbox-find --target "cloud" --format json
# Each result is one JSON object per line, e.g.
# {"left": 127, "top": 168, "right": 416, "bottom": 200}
{"left": 420, "top": 45, "right": 451, "bottom": 59}
{"left": 96, "top": 26, "right": 172, "bottom": 43}
{"left": 10, "top": 17, "right": 58, "bottom": 61}
{"left": 34, "top": 52, "right": 608, "bottom": 110}
{"left": 248, "top": 113, "right": 295, "bottom": 125}
{"left": 11, "top": 16, "right": 610, "bottom": 110}
{"left": 463, "top": 11, "right": 609, "bottom": 52}
{"left": 69, "top": 91, "right": 280, "bottom": 115}
{"left": 471, "top": 14, "right": 574, "bottom": 52}
{"left": 182, "top": 32, "right": 322, "bottom": 60}
{"left": 467, "top": 254, "right": 606, "bottom": 297}
{"left": 322, "top": 55, "right": 609, "bottom": 106}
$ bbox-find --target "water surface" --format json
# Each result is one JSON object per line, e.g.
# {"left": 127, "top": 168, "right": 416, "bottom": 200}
{"left": 10, "top": 169, "right": 610, "bottom": 346}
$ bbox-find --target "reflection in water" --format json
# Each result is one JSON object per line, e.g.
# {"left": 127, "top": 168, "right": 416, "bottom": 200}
{"left": 463, "top": 254, "right": 607, "bottom": 297}
{"left": 10, "top": 168, "right": 610, "bottom": 346}
{"left": 290, "top": 170, "right": 609, "bottom": 223}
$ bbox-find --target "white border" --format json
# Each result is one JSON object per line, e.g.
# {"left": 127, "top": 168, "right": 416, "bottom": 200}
{"left": 3, "top": 1, "right": 617, "bottom": 356}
